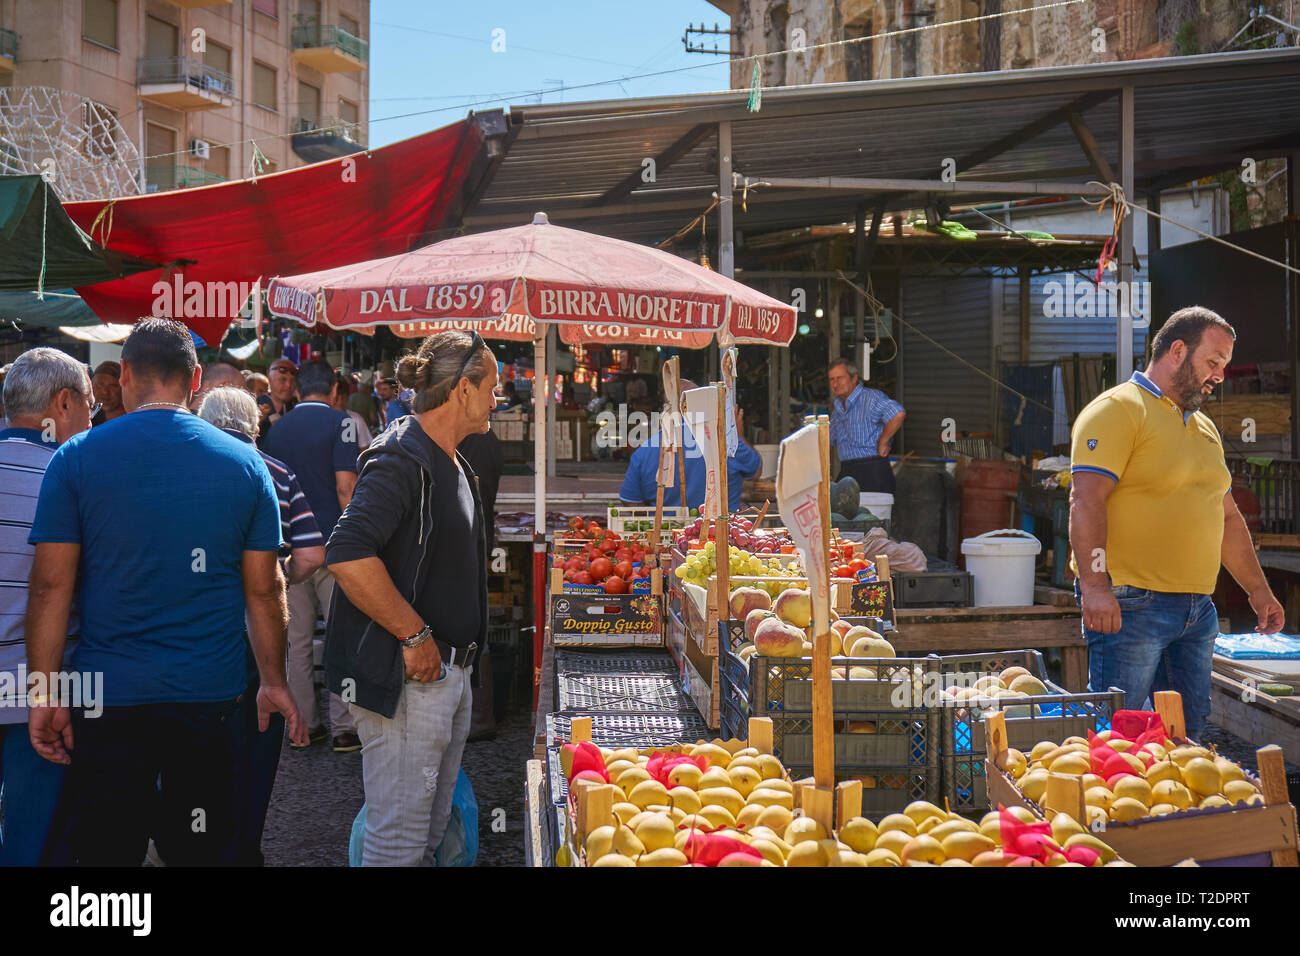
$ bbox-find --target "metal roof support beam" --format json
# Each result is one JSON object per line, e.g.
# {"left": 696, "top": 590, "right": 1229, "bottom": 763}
{"left": 719, "top": 121, "right": 734, "bottom": 279}
{"left": 955, "top": 90, "right": 1116, "bottom": 174}
{"left": 1066, "top": 111, "right": 1117, "bottom": 186}
{"left": 757, "top": 175, "right": 1112, "bottom": 197}
{"left": 589, "top": 123, "right": 713, "bottom": 207}
{"left": 1118, "top": 85, "right": 1136, "bottom": 379}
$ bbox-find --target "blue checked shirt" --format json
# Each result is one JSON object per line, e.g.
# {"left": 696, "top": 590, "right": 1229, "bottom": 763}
{"left": 829, "top": 385, "right": 905, "bottom": 460}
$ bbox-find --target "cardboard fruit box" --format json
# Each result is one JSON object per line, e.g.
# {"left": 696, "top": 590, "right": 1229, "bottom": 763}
{"left": 549, "top": 567, "right": 663, "bottom": 648}
{"left": 982, "top": 695, "right": 1300, "bottom": 867}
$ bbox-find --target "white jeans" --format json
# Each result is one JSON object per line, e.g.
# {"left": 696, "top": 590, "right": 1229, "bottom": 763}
{"left": 287, "top": 567, "right": 354, "bottom": 734}
{"left": 349, "top": 665, "right": 472, "bottom": 866}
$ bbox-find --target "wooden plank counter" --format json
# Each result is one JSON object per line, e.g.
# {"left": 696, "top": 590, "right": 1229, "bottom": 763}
{"left": 892, "top": 604, "right": 1088, "bottom": 691}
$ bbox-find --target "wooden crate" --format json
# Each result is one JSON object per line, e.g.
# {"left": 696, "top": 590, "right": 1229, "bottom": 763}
{"left": 983, "top": 695, "right": 1300, "bottom": 867}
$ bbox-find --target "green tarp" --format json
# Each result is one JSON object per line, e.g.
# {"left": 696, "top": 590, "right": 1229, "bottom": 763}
{"left": 0, "top": 289, "right": 101, "bottom": 327}
{"left": 0, "top": 175, "right": 159, "bottom": 292}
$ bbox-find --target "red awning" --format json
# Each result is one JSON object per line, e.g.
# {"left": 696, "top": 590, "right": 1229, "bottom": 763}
{"left": 64, "top": 118, "right": 485, "bottom": 347}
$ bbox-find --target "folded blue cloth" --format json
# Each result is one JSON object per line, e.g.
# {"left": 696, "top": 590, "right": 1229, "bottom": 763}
{"left": 1215, "top": 633, "right": 1300, "bottom": 660}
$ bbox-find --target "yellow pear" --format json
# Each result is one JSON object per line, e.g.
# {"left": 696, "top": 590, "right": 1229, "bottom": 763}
{"left": 1199, "top": 794, "right": 1230, "bottom": 809}
{"left": 878, "top": 813, "right": 918, "bottom": 836}
{"left": 929, "top": 819, "right": 980, "bottom": 842}
{"left": 746, "top": 788, "right": 795, "bottom": 811}
{"left": 917, "top": 815, "right": 946, "bottom": 835}
{"left": 1149, "top": 803, "right": 1177, "bottom": 817}
{"left": 756, "top": 805, "right": 795, "bottom": 832}
{"left": 725, "top": 754, "right": 760, "bottom": 773}
{"left": 1048, "top": 752, "right": 1092, "bottom": 776}
{"left": 667, "top": 786, "right": 702, "bottom": 815}
{"left": 1064, "top": 832, "right": 1118, "bottom": 863}
{"left": 755, "top": 777, "right": 793, "bottom": 793}
{"left": 585, "top": 826, "right": 617, "bottom": 859}
{"left": 667, "top": 763, "right": 703, "bottom": 790}
{"left": 636, "top": 847, "right": 688, "bottom": 867}
{"left": 633, "top": 813, "right": 677, "bottom": 852}
{"left": 605, "top": 759, "right": 637, "bottom": 781}
{"left": 610, "top": 826, "right": 646, "bottom": 856}
{"left": 1050, "top": 812, "right": 1086, "bottom": 844}
{"left": 698, "top": 766, "right": 733, "bottom": 790}
{"left": 1150, "top": 779, "right": 1192, "bottom": 810}
{"left": 1108, "top": 797, "right": 1148, "bottom": 822}
{"left": 1004, "top": 805, "right": 1038, "bottom": 824}
{"left": 1215, "top": 757, "right": 1246, "bottom": 785}
{"left": 875, "top": 829, "right": 913, "bottom": 857}
{"left": 698, "top": 804, "right": 738, "bottom": 829}
{"left": 941, "top": 831, "right": 996, "bottom": 862}
{"left": 828, "top": 849, "right": 869, "bottom": 866}
{"left": 627, "top": 779, "right": 670, "bottom": 810}
{"left": 691, "top": 743, "right": 733, "bottom": 768}
{"left": 900, "top": 834, "right": 946, "bottom": 865}
{"left": 1182, "top": 757, "right": 1222, "bottom": 797}
{"left": 1018, "top": 770, "right": 1049, "bottom": 803}
{"left": 839, "top": 817, "right": 879, "bottom": 854}
{"left": 755, "top": 754, "right": 785, "bottom": 780}
{"left": 735, "top": 803, "right": 764, "bottom": 830}
{"left": 591, "top": 853, "right": 636, "bottom": 867}
{"left": 697, "top": 787, "right": 744, "bottom": 817}
{"left": 1113, "top": 776, "right": 1153, "bottom": 807}
{"left": 728, "top": 766, "right": 763, "bottom": 797}
{"left": 1085, "top": 805, "right": 1109, "bottom": 830}
{"left": 1085, "top": 786, "right": 1116, "bottom": 811}
{"left": 1169, "top": 746, "right": 1211, "bottom": 767}
{"left": 1223, "top": 779, "right": 1260, "bottom": 805}
{"left": 863, "top": 847, "right": 901, "bottom": 866}
{"left": 786, "top": 841, "right": 829, "bottom": 867}
{"left": 903, "top": 801, "right": 947, "bottom": 826}
{"left": 612, "top": 802, "right": 641, "bottom": 826}
{"left": 748, "top": 838, "right": 787, "bottom": 865}
{"left": 1145, "top": 760, "right": 1182, "bottom": 786}
{"left": 617, "top": 767, "right": 653, "bottom": 793}
{"left": 784, "top": 816, "right": 828, "bottom": 845}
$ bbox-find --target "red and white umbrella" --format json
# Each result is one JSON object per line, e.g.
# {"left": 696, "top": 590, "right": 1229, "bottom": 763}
{"left": 267, "top": 213, "right": 796, "bottom": 699}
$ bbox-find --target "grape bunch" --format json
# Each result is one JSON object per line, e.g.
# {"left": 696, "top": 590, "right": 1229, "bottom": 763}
{"left": 679, "top": 516, "right": 790, "bottom": 553}
{"left": 673, "top": 541, "right": 802, "bottom": 598}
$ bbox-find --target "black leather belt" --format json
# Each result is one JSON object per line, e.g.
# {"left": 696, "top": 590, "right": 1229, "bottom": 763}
{"left": 436, "top": 639, "right": 479, "bottom": 670}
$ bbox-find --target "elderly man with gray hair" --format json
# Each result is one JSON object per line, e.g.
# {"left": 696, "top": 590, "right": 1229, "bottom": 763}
{"left": 0, "top": 347, "right": 93, "bottom": 865}
{"left": 198, "top": 384, "right": 324, "bottom": 863}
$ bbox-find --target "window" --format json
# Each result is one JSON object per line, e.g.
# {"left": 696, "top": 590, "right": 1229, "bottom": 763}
{"left": 298, "top": 0, "right": 321, "bottom": 21}
{"left": 145, "top": 15, "right": 177, "bottom": 61}
{"left": 297, "top": 81, "right": 320, "bottom": 125}
{"left": 253, "top": 0, "right": 277, "bottom": 17}
{"left": 252, "top": 61, "right": 276, "bottom": 110}
{"left": 205, "top": 41, "right": 231, "bottom": 77}
{"left": 145, "top": 122, "right": 177, "bottom": 167}
{"left": 207, "top": 145, "right": 231, "bottom": 181}
{"left": 844, "top": 21, "right": 872, "bottom": 82}
{"left": 83, "top": 0, "right": 118, "bottom": 49}
{"left": 340, "top": 14, "right": 360, "bottom": 38}
{"left": 338, "top": 98, "right": 358, "bottom": 126}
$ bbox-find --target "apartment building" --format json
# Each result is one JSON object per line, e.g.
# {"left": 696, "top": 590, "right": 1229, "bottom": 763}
{"left": 0, "top": 0, "right": 369, "bottom": 194}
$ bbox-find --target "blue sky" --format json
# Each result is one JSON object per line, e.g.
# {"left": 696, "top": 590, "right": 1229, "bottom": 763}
{"left": 366, "top": 0, "right": 734, "bottom": 147}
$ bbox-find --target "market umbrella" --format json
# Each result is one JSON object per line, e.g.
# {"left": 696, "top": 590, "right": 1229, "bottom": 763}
{"left": 267, "top": 212, "right": 797, "bottom": 697}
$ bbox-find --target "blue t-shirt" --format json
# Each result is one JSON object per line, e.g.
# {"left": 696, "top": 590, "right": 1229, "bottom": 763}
{"left": 29, "top": 410, "right": 281, "bottom": 706}
{"left": 265, "top": 401, "right": 360, "bottom": 538}
{"left": 620, "top": 427, "right": 762, "bottom": 512}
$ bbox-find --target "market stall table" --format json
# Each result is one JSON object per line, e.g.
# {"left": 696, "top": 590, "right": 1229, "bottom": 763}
{"left": 891, "top": 604, "right": 1088, "bottom": 692}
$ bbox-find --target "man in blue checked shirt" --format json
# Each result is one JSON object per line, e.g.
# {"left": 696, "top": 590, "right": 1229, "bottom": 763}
{"left": 828, "top": 357, "right": 906, "bottom": 495}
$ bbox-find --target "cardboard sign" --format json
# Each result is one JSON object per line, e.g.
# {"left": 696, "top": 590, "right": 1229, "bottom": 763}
{"left": 851, "top": 580, "right": 894, "bottom": 623}
{"left": 721, "top": 347, "right": 739, "bottom": 457}
{"left": 683, "top": 386, "right": 721, "bottom": 520}
{"left": 775, "top": 424, "right": 828, "bottom": 607}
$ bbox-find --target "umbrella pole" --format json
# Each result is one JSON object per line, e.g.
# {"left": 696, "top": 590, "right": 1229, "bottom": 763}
{"left": 652, "top": 439, "right": 666, "bottom": 559}
{"left": 532, "top": 327, "right": 548, "bottom": 711}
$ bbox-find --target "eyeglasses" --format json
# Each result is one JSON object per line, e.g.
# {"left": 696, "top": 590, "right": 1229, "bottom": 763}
{"left": 88, "top": 401, "right": 102, "bottom": 418}
{"left": 272, "top": 365, "right": 298, "bottom": 376}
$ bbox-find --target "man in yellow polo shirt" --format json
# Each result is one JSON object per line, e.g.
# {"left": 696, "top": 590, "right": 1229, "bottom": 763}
{"left": 1070, "top": 306, "right": 1283, "bottom": 738}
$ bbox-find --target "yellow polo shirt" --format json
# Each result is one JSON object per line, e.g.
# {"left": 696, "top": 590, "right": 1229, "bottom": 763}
{"left": 1069, "top": 371, "right": 1230, "bottom": 594}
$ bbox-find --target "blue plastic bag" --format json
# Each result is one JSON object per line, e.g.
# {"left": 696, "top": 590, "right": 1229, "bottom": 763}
{"left": 349, "top": 769, "right": 479, "bottom": 866}
{"left": 1215, "top": 633, "right": 1300, "bottom": 661}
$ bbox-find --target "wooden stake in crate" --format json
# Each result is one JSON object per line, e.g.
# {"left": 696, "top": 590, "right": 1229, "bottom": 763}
{"left": 715, "top": 384, "right": 731, "bottom": 635}
{"left": 812, "top": 415, "right": 834, "bottom": 793}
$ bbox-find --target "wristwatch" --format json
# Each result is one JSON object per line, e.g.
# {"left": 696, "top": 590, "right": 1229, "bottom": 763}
{"left": 399, "top": 624, "right": 433, "bottom": 648}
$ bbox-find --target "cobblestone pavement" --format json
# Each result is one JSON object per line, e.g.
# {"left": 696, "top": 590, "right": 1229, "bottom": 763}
{"left": 262, "top": 686, "right": 534, "bottom": 867}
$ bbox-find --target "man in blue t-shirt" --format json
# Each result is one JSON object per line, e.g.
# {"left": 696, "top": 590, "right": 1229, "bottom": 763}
{"left": 620, "top": 387, "right": 762, "bottom": 513}
{"left": 266, "top": 361, "right": 360, "bottom": 751}
{"left": 26, "top": 318, "right": 305, "bottom": 866}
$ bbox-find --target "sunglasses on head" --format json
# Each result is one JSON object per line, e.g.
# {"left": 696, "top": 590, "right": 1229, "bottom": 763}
{"left": 450, "top": 332, "right": 486, "bottom": 387}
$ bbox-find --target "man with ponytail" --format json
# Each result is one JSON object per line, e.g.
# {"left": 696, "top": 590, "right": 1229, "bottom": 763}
{"left": 324, "top": 331, "right": 496, "bottom": 866}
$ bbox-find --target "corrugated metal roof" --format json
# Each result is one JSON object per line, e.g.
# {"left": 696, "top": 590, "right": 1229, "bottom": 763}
{"left": 464, "top": 49, "right": 1300, "bottom": 247}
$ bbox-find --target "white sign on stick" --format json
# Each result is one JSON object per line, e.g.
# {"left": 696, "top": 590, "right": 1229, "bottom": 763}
{"left": 683, "top": 386, "right": 721, "bottom": 520}
{"left": 659, "top": 358, "right": 681, "bottom": 487}
{"left": 721, "top": 347, "right": 739, "bottom": 457}
{"left": 776, "top": 424, "right": 828, "bottom": 605}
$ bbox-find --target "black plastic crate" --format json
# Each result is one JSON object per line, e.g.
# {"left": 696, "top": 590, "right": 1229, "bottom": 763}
{"left": 890, "top": 570, "right": 973, "bottom": 608}
{"left": 738, "top": 649, "right": 940, "bottom": 716}
{"left": 553, "top": 649, "right": 678, "bottom": 677}
{"left": 544, "top": 711, "right": 708, "bottom": 750}
{"left": 556, "top": 672, "right": 691, "bottom": 714}
{"left": 780, "top": 765, "right": 940, "bottom": 821}
{"left": 718, "top": 616, "right": 891, "bottom": 659}
{"left": 933, "top": 650, "right": 1125, "bottom": 813}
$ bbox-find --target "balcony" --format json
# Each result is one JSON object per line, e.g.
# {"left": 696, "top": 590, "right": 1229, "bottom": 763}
{"left": 290, "top": 24, "right": 367, "bottom": 72}
{"left": 290, "top": 114, "right": 365, "bottom": 163}
{"left": 0, "top": 27, "right": 16, "bottom": 72}
{"left": 138, "top": 57, "right": 234, "bottom": 111}
{"left": 144, "top": 165, "right": 226, "bottom": 193}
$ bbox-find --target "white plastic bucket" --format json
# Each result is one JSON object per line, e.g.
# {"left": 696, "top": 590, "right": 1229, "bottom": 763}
{"left": 754, "top": 444, "right": 779, "bottom": 479}
{"left": 960, "top": 529, "right": 1041, "bottom": 607}
{"left": 859, "top": 492, "right": 894, "bottom": 522}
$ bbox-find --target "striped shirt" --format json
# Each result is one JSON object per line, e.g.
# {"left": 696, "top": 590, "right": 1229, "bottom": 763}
{"left": 222, "top": 429, "right": 323, "bottom": 553}
{"left": 829, "top": 384, "right": 905, "bottom": 461}
{"left": 0, "top": 427, "right": 77, "bottom": 724}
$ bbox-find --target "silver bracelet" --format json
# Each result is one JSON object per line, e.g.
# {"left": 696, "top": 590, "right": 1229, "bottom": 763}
{"left": 399, "top": 624, "right": 433, "bottom": 648}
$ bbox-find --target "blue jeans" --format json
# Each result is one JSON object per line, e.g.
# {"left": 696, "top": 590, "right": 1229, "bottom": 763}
{"left": 0, "top": 721, "right": 67, "bottom": 866}
{"left": 1076, "top": 582, "right": 1219, "bottom": 739}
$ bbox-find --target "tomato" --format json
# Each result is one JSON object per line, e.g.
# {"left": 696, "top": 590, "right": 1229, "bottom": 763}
{"left": 589, "top": 557, "right": 614, "bottom": 581}
{"left": 572, "top": 571, "right": 594, "bottom": 586}
{"left": 603, "top": 575, "right": 628, "bottom": 594}
{"left": 586, "top": 522, "right": 601, "bottom": 535}
{"left": 613, "top": 547, "right": 632, "bottom": 562}
{"left": 833, "top": 565, "right": 853, "bottom": 579}
{"left": 614, "top": 559, "right": 634, "bottom": 581}
{"left": 849, "top": 558, "right": 868, "bottom": 575}
{"left": 568, "top": 515, "right": 584, "bottom": 532}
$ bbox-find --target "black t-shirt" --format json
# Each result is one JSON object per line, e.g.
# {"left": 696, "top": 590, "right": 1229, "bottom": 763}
{"left": 424, "top": 443, "right": 482, "bottom": 647}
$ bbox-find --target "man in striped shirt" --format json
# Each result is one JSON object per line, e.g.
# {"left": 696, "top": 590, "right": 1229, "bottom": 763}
{"left": 0, "top": 348, "right": 93, "bottom": 865}
{"left": 828, "top": 358, "right": 906, "bottom": 495}
{"left": 197, "top": 384, "right": 324, "bottom": 864}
